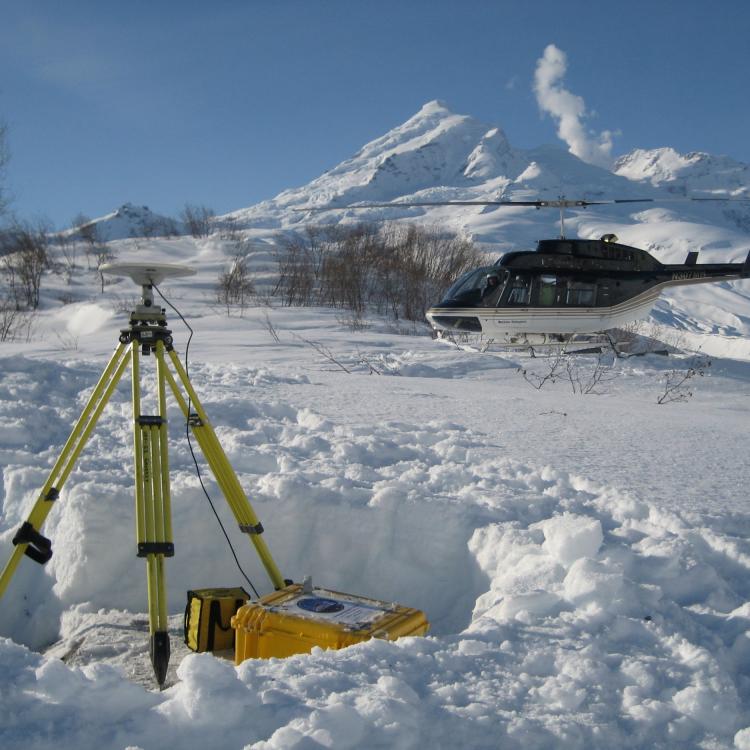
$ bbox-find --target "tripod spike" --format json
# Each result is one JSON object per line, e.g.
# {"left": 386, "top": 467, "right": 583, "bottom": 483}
{"left": 150, "top": 631, "right": 170, "bottom": 687}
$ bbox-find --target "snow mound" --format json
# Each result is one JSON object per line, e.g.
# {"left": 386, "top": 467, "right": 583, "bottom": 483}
{"left": 56, "top": 303, "right": 115, "bottom": 336}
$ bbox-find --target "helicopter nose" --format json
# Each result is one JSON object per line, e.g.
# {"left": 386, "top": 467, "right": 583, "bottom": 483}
{"left": 426, "top": 308, "right": 482, "bottom": 333}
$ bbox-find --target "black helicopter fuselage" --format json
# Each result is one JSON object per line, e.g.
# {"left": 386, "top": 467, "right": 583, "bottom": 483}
{"left": 426, "top": 237, "right": 750, "bottom": 341}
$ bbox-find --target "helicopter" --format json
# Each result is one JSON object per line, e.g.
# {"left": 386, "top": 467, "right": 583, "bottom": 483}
{"left": 299, "top": 197, "right": 750, "bottom": 346}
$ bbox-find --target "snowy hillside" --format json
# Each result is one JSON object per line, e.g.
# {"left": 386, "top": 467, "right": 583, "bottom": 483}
{"left": 1, "top": 102, "right": 750, "bottom": 749}
{"left": 614, "top": 148, "right": 750, "bottom": 196}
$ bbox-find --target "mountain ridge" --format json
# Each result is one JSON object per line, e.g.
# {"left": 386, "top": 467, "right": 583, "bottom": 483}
{"left": 79, "top": 101, "right": 750, "bottom": 243}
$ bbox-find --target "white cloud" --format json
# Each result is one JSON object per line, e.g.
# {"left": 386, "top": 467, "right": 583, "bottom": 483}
{"left": 533, "top": 44, "right": 615, "bottom": 169}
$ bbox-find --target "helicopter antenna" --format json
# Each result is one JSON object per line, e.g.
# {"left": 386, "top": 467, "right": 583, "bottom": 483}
{"left": 559, "top": 196, "right": 566, "bottom": 239}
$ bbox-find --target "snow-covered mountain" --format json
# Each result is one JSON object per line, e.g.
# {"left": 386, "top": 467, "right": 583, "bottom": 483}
{"left": 222, "top": 100, "right": 750, "bottom": 251}
{"left": 77, "top": 101, "right": 750, "bottom": 254}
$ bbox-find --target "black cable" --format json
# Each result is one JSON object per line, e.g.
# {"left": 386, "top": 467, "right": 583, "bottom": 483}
{"left": 153, "top": 283, "right": 259, "bottom": 598}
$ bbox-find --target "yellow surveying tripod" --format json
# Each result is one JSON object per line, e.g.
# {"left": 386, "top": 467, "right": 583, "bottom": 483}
{"left": 0, "top": 263, "right": 286, "bottom": 686}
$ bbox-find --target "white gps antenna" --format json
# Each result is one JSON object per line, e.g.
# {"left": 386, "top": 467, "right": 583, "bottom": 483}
{"left": 101, "top": 262, "right": 196, "bottom": 311}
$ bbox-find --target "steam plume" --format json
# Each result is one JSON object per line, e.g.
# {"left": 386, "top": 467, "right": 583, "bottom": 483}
{"left": 533, "top": 44, "right": 615, "bottom": 168}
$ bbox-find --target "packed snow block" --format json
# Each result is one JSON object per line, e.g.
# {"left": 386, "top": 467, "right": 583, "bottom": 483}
{"left": 540, "top": 513, "right": 603, "bottom": 566}
{"left": 232, "top": 583, "right": 429, "bottom": 663}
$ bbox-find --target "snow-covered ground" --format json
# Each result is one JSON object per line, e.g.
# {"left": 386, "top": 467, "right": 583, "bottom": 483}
{"left": 1, "top": 230, "right": 750, "bottom": 749}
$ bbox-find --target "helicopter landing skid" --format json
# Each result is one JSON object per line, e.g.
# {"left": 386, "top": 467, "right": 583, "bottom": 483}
{"left": 436, "top": 330, "right": 630, "bottom": 357}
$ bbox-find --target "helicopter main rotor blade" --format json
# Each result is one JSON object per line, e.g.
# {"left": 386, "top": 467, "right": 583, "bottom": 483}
{"left": 294, "top": 196, "right": 750, "bottom": 212}
{"left": 295, "top": 200, "right": 545, "bottom": 211}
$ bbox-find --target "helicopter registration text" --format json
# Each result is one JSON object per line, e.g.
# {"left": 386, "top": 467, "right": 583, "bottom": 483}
{"left": 671, "top": 271, "right": 707, "bottom": 280}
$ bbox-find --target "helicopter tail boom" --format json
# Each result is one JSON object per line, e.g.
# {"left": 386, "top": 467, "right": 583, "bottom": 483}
{"left": 658, "top": 252, "right": 750, "bottom": 288}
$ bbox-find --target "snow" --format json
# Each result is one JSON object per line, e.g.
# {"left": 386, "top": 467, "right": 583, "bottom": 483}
{"left": 1, "top": 102, "right": 750, "bottom": 748}
{"left": 2, "top": 290, "right": 750, "bottom": 748}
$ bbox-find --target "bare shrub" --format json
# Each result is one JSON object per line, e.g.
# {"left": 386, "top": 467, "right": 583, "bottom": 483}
{"left": 565, "top": 352, "right": 619, "bottom": 395}
{"left": 519, "top": 349, "right": 618, "bottom": 394}
{"left": 0, "top": 296, "right": 35, "bottom": 341}
{"left": 181, "top": 203, "right": 215, "bottom": 238}
{"left": 0, "top": 220, "right": 51, "bottom": 309}
{"left": 53, "top": 329, "right": 79, "bottom": 351}
{"left": 216, "top": 254, "right": 255, "bottom": 314}
{"left": 292, "top": 332, "right": 352, "bottom": 373}
{"left": 261, "top": 311, "right": 281, "bottom": 343}
{"left": 376, "top": 223, "right": 480, "bottom": 322}
{"left": 272, "top": 222, "right": 483, "bottom": 324}
{"left": 71, "top": 214, "right": 100, "bottom": 270}
{"left": 518, "top": 349, "right": 568, "bottom": 390}
{"left": 55, "top": 233, "right": 79, "bottom": 283}
{"left": 657, "top": 353, "right": 711, "bottom": 404}
{"left": 92, "top": 242, "right": 117, "bottom": 293}
{"left": 218, "top": 216, "right": 242, "bottom": 241}
{"left": 273, "top": 225, "right": 338, "bottom": 306}
{"left": 0, "top": 296, "right": 21, "bottom": 340}
{"left": 336, "top": 312, "right": 371, "bottom": 331}
{"left": 319, "top": 223, "right": 380, "bottom": 313}
{"left": 140, "top": 214, "right": 179, "bottom": 238}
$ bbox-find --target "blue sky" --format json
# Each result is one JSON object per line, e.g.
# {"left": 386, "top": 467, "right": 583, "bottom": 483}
{"left": 1, "top": 0, "right": 749, "bottom": 228}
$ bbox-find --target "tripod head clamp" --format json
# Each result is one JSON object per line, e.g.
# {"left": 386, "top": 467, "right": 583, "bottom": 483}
{"left": 101, "top": 263, "right": 197, "bottom": 312}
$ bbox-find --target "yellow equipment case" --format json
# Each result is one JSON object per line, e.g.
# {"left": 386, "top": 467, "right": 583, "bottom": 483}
{"left": 232, "top": 582, "right": 429, "bottom": 663}
{"left": 184, "top": 587, "right": 250, "bottom": 653}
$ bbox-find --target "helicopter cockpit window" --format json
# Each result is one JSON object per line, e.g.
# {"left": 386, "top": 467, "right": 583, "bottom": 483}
{"left": 566, "top": 282, "right": 596, "bottom": 306}
{"left": 444, "top": 267, "right": 495, "bottom": 300}
{"left": 506, "top": 275, "right": 532, "bottom": 305}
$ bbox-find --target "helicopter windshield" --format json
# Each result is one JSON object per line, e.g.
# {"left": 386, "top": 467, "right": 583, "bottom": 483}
{"left": 443, "top": 267, "right": 496, "bottom": 300}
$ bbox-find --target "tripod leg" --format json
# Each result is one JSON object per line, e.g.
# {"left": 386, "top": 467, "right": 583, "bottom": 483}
{"left": 163, "top": 348, "right": 286, "bottom": 591}
{"left": 132, "top": 342, "right": 173, "bottom": 686}
{"left": 0, "top": 343, "right": 130, "bottom": 599}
